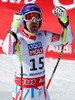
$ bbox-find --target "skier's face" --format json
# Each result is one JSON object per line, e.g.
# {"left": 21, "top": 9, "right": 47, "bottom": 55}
{"left": 26, "top": 18, "right": 40, "bottom": 34}
{"left": 25, "top": 12, "right": 41, "bottom": 34}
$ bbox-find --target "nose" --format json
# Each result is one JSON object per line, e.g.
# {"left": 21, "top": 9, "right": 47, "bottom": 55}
{"left": 32, "top": 17, "right": 37, "bottom": 22}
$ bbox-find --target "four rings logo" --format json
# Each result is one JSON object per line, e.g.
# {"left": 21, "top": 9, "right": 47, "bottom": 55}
{"left": 22, "top": 77, "right": 45, "bottom": 86}
{"left": 23, "top": 79, "right": 36, "bottom": 85}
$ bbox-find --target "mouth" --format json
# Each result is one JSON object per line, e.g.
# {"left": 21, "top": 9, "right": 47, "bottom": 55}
{"left": 31, "top": 25, "right": 37, "bottom": 28}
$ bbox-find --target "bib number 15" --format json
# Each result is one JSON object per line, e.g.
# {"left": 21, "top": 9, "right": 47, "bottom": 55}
{"left": 30, "top": 57, "right": 44, "bottom": 71}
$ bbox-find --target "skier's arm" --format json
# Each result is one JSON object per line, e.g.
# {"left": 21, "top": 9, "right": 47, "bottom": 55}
{"left": 2, "top": 13, "right": 23, "bottom": 54}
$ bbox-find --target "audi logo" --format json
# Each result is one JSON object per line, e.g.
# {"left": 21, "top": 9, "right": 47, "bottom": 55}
{"left": 22, "top": 79, "right": 36, "bottom": 85}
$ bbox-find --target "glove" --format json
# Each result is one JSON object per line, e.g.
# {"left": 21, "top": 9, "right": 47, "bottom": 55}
{"left": 52, "top": 6, "right": 69, "bottom": 28}
{"left": 11, "top": 12, "right": 24, "bottom": 28}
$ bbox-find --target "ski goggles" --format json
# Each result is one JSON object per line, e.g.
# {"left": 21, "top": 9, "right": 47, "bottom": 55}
{"left": 24, "top": 12, "right": 42, "bottom": 22}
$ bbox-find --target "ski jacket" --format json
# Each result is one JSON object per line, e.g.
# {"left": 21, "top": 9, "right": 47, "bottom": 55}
{"left": 2, "top": 25, "right": 73, "bottom": 80}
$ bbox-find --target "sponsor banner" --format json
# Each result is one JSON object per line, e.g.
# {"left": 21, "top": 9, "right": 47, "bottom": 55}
{"left": 0, "top": 0, "right": 75, "bottom": 59}
{"left": 46, "top": 44, "right": 75, "bottom": 60}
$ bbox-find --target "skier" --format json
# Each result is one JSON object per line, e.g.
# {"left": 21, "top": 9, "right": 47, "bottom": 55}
{"left": 2, "top": 3, "right": 73, "bottom": 100}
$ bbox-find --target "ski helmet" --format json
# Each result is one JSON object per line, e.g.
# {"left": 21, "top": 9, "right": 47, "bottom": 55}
{"left": 20, "top": 3, "right": 42, "bottom": 30}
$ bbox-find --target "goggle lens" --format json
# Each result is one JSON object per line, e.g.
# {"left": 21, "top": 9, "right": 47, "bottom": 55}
{"left": 25, "top": 12, "right": 41, "bottom": 21}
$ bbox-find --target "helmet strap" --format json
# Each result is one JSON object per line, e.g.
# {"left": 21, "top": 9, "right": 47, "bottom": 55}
{"left": 22, "top": 21, "right": 30, "bottom": 32}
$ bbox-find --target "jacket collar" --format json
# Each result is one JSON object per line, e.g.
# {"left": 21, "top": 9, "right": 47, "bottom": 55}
{"left": 22, "top": 30, "right": 36, "bottom": 40}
